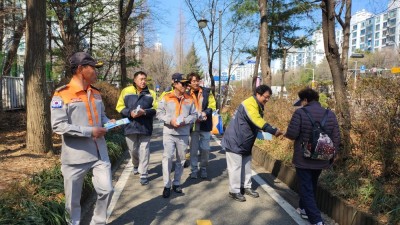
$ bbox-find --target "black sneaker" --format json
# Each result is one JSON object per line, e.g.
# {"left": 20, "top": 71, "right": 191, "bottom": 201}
{"left": 172, "top": 185, "right": 183, "bottom": 193}
{"left": 243, "top": 188, "right": 259, "bottom": 198}
{"left": 183, "top": 160, "right": 190, "bottom": 168}
{"left": 162, "top": 187, "right": 171, "bottom": 198}
{"left": 229, "top": 192, "right": 246, "bottom": 202}
{"left": 140, "top": 178, "right": 149, "bottom": 185}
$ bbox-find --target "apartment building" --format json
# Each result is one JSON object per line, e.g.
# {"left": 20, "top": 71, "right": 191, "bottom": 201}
{"left": 349, "top": 0, "right": 400, "bottom": 55}
{"left": 273, "top": 1, "right": 400, "bottom": 72}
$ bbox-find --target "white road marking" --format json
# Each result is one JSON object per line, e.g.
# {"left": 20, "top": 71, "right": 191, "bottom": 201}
{"left": 213, "top": 134, "right": 306, "bottom": 225}
{"left": 107, "top": 133, "right": 306, "bottom": 225}
{"left": 252, "top": 172, "right": 308, "bottom": 225}
{"left": 106, "top": 161, "right": 133, "bottom": 223}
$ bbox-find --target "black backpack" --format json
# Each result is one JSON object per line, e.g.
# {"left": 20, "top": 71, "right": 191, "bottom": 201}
{"left": 301, "top": 108, "right": 336, "bottom": 161}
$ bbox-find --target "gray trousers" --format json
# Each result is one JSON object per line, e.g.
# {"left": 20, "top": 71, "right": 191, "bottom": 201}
{"left": 125, "top": 134, "right": 151, "bottom": 178}
{"left": 225, "top": 151, "right": 252, "bottom": 193}
{"left": 190, "top": 130, "right": 211, "bottom": 173}
{"left": 61, "top": 160, "right": 113, "bottom": 225}
{"left": 162, "top": 134, "right": 189, "bottom": 188}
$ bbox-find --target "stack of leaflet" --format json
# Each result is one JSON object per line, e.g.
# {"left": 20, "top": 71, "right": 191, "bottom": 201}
{"left": 104, "top": 118, "right": 130, "bottom": 130}
{"left": 256, "top": 131, "right": 272, "bottom": 140}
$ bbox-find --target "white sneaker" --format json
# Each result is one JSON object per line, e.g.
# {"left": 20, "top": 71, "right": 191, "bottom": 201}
{"left": 312, "top": 222, "right": 325, "bottom": 225}
{"left": 296, "top": 208, "right": 308, "bottom": 219}
{"left": 133, "top": 167, "right": 139, "bottom": 175}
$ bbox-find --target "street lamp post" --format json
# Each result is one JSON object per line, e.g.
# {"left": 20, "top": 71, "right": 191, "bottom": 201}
{"left": 198, "top": 10, "right": 222, "bottom": 110}
{"left": 218, "top": 10, "right": 222, "bottom": 110}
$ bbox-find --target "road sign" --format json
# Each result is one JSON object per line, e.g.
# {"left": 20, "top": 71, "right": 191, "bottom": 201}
{"left": 350, "top": 53, "right": 364, "bottom": 58}
{"left": 360, "top": 65, "right": 366, "bottom": 73}
{"left": 214, "top": 74, "right": 235, "bottom": 81}
{"left": 391, "top": 67, "right": 400, "bottom": 73}
{"left": 214, "top": 76, "right": 227, "bottom": 82}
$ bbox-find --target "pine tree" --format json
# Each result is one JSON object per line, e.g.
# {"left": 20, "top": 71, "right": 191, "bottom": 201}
{"left": 182, "top": 43, "right": 203, "bottom": 76}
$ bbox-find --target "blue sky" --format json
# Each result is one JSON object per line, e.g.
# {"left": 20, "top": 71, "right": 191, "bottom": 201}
{"left": 152, "top": 0, "right": 390, "bottom": 68}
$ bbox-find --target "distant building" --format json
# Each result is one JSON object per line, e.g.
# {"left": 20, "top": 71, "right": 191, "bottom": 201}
{"left": 154, "top": 37, "right": 163, "bottom": 52}
{"left": 228, "top": 58, "right": 261, "bottom": 87}
{"left": 272, "top": 28, "right": 330, "bottom": 72}
{"left": 349, "top": 1, "right": 400, "bottom": 55}
{"left": 272, "top": 1, "right": 400, "bottom": 71}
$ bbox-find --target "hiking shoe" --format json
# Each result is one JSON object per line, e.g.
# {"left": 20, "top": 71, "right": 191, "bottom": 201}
{"left": 229, "top": 192, "right": 246, "bottom": 202}
{"left": 312, "top": 222, "right": 325, "bottom": 225}
{"left": 183, "top": 160, "right": 190, "bottom": 168}
{"left": 190, "top": 172, "right": 198, "bottom": 179}
{"left": 140, "top": 178, "right": 149, "bottom": 185}
{"left": 200, "top": 168, "right": 207, "bottom": 179}
{"left": 162, "top": 187, "right": 171, "bottom": 198}
{"left": 133, "top": 167, "right": 139, "bottom": 175}
{"left": 172, "top": 185, "right": 183, "bottom": 193}
{"left": 243, "top": 188, "right": 259, "bottom": 198}
{"left": 296, "top": 208, "right": 308, "bottom": 219}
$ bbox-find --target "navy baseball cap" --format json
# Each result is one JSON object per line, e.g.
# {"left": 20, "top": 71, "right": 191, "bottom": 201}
{"left": 69, "top": 52, "right": 104, "bottom": 68}
{"left": 171, "top": 73, "right": 188, "bottom": 83}
{"left": 293, "top": 99, "right": 302, "bottom": 106}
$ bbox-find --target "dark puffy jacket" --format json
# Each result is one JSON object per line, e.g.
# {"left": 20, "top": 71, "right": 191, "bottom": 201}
{"left": 285, "top": 101, "right": 340, "bottom": 169}
{"left": 116, "top": 85, "right": 157, "bottom": 136}
{"left": 222, "top": 96, "right": 277, "bottom": 155}
{"left": 188, "top": 87, "right": 216, "bottom": 132}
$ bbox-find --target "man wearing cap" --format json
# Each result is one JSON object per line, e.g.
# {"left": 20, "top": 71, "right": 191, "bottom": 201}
{"left": 51, "top": 52, "right": 114, "bottom": 225}
{"left": 156, "top": 73, "right": 197, "bottom": 198}
{"left": 116, "top": 71, "right": 157, "bottom": 185}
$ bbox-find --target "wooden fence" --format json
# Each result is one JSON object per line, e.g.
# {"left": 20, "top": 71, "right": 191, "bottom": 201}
{"left": 1, "top": 76, "right": 24, "bottom": 110}
{"left": 0, "top": 76, "right": 55, "bottom": 111}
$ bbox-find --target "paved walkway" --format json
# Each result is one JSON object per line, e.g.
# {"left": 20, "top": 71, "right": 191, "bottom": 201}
{"left": 94, "top": 121, "right": 310, "bottom": 225}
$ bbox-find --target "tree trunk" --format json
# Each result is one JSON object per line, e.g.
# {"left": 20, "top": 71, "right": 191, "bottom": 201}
{"left": 0, "top": 0, "right": 4, "bottom": 54}
{"left": 340, "top": 0, "right": 352, "bottom": 73}
{"left": 0, "top": 0, "right": 4, "bottom": 110}
{"left": 280, "top": 49, "right": 287, "bottom": 98}
{"left": 89, "top": 8, "right": 94, "bottom": 54}
{"left": 119, "top": 24, "right": 127, "bottom": 87}
{"left": 208, "top": 60, "right": 216, "bottom": 94}
{"left": 258, "top": 0, "right": 271, "bottom": 86}
{"left": 25, "top": 0, "right": 53, "bottom": 153}
{"left": 2, "top": 17, "right": 25, "bottom": 76}
{"left": 252, "top": 34, "right": 261, "bottom": 92}
{"left": 119, "top": 0, "right": 135, "bottom": 88}
{"left": 321, "top": 0, "right": 352, "bottom": 159}
{"left": 47, "top": 20, "right": 53, "bottom": 81}
{"left": 267, "top": 0, "right": 276, "bottom": 67}
{"left": 57, "top": 1, "right": 80, "bottom": 81}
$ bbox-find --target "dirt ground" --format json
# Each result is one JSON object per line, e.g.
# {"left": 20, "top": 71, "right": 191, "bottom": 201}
{"left": 0, "top": 110, "right": 60, "bottom": 190}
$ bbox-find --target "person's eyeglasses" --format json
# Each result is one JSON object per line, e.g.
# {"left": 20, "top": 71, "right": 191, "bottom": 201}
{"left": 261, "top": 94, "right": 270, "bottom": 99}
{"left": 176, "top": 82, "right": 188, "bottom": 86}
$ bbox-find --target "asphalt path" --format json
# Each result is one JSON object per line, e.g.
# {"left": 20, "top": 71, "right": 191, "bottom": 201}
{"left": 103, "top": 122, "right": 308, "bottom": 225}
